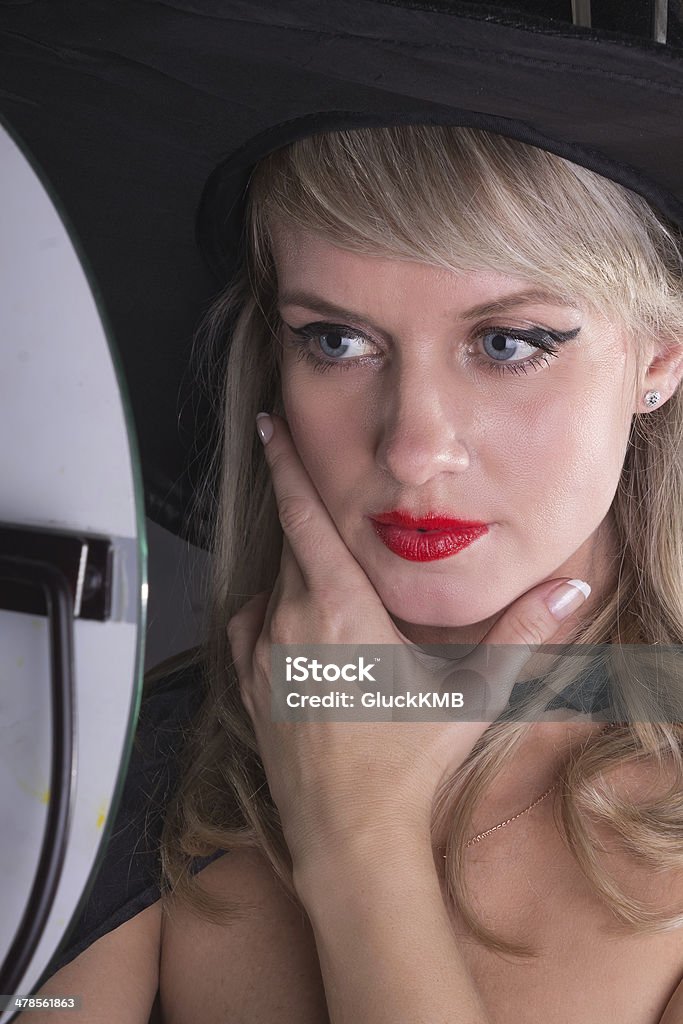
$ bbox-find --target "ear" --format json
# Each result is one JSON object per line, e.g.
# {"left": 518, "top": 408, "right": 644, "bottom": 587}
{"left": 638, "top": 337, "right": 683, "bottom": 411}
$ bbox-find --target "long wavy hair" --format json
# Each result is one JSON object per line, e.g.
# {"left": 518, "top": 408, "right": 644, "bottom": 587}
{"left": 156, "top": 125, "right": 683, "bottom": 957}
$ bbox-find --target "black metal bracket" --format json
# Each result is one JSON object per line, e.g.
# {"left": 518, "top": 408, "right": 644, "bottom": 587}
{"left": 0, "top": 523, "right": 112, "bottom": 621}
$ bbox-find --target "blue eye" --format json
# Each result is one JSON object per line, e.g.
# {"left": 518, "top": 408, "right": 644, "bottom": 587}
{"left": 283, "top": 324, "right": 374, "bottom": 375}
{"left": 477, "top": 329, "right": 562, "bottom": 376}
{"left": 283, "top": 321, "right": 579, "bottom": 378}
{"left": 307, "top": 326, "right": 362, "bottom": 363}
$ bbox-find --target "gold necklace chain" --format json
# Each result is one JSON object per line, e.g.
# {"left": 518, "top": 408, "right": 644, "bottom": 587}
{"left": 464, "top": 779, "right": 558, "bottom": 848}
{"left": 442, "top": 722, "right": 619, "bottom": 855}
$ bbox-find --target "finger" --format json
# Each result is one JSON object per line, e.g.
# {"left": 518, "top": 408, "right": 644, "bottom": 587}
{"left": 278, "top": 534, "right": 307, "bottom": 597}
{"left": 226, "top": 590, "right": 273, "bottom": 718}
{"left": 446, "top": 577, "right": 592, "bottom": 719}
{"left": 256, "top": 412, "right": 368, "bottom": 594}
{"left": 226, "top": 589, "right": 272, "bottom": 667}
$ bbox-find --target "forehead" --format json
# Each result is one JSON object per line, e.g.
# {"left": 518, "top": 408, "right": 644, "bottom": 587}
{"left": 269, "top": 218, "right": 562, "bottom": 310}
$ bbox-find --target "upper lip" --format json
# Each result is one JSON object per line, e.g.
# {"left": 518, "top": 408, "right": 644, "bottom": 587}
{"left": 369, "top": 510, "right": 489, "bottom": 529}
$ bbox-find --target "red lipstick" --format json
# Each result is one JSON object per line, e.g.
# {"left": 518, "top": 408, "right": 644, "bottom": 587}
{"left": 369, "top": 510, "right": 489, "bottom": 562}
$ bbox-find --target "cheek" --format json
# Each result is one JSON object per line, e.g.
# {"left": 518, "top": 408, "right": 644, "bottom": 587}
{"left": 506, "top": 387, "right": 629, "bottom": 539}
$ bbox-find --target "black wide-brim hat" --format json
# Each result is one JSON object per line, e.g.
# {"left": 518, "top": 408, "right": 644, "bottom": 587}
{"left": 2, "top": 1, "right": 681, "bottom": 548}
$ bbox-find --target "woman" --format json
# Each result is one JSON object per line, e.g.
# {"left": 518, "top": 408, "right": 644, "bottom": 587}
{"left": 39, "top": 124, "right": 683, "bottom": 1023}
{"left": 151, "top": 125, "right": 683, "bottom": 1023}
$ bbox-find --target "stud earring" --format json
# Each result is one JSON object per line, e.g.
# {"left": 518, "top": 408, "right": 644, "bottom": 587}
{"left": 643, "top": 390, "right": 661, "bottom": 409}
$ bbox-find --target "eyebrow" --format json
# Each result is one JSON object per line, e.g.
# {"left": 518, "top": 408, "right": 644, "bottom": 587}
{"left": 277, "top": 287, "right": 581, "bottom": 330}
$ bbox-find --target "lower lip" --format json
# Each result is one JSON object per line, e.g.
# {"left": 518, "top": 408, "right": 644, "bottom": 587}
{"left": 369, "top": 521, "right": 490, "bottom": 562}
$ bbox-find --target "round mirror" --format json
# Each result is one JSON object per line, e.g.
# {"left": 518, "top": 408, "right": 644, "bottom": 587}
{"left": 0, "top": 116, "right": 146, "bottom": 1021}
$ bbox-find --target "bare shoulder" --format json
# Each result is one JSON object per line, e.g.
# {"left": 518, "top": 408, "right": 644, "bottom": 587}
{"left": 32, "top": 900, "right": 162, "bottom": 1023}
{"left": 159, "top": 849, "right": 329, "bottom": 1024}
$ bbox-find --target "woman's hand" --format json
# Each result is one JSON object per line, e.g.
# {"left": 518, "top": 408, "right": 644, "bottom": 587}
{"left": 227, "top": 413, "right": 590, "bottom": 871}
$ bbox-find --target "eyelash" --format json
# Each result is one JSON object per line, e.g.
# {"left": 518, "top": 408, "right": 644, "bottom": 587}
{"left": 282, "top": 321, "right": 577, "bottom": 378}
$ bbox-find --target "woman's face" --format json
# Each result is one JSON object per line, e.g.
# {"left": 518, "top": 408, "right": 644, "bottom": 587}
{"left": 270, "top": 221, "right": 639, "bottom": 647}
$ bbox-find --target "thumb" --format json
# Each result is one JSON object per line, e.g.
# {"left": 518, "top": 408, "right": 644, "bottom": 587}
{"left": 488, "top": 577, "right": 592, "bottom": 650}
{"left": 450, "top": 577, "right": 592, "bottom": 721}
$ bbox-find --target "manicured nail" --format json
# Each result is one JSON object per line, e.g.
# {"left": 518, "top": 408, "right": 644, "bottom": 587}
{"left": 547, "top": 579, "right": 591, "bottom": 621}
{"left": 256, "top": 412, "right": 273, "bottom": 445}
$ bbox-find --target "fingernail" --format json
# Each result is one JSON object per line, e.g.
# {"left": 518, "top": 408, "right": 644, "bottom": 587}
{"left": 256, "top": 412, "right": 273, "bottom": 445}
{"left": 547, "top": 579, "right": 591, "bottom": 621}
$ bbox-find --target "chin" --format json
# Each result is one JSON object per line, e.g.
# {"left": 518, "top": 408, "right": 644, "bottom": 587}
{"left": 371, "top": 578, "right": 498, "bottom": 629}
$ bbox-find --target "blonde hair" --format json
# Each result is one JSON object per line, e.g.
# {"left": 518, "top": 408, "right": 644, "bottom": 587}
{"left": 158, "top": 125, "right": 683, "bottom": 957}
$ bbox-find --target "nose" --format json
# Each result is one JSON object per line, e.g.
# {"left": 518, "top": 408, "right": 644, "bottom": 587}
{"left": 374, "top": 369, "right": 471, "bottom": 486}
